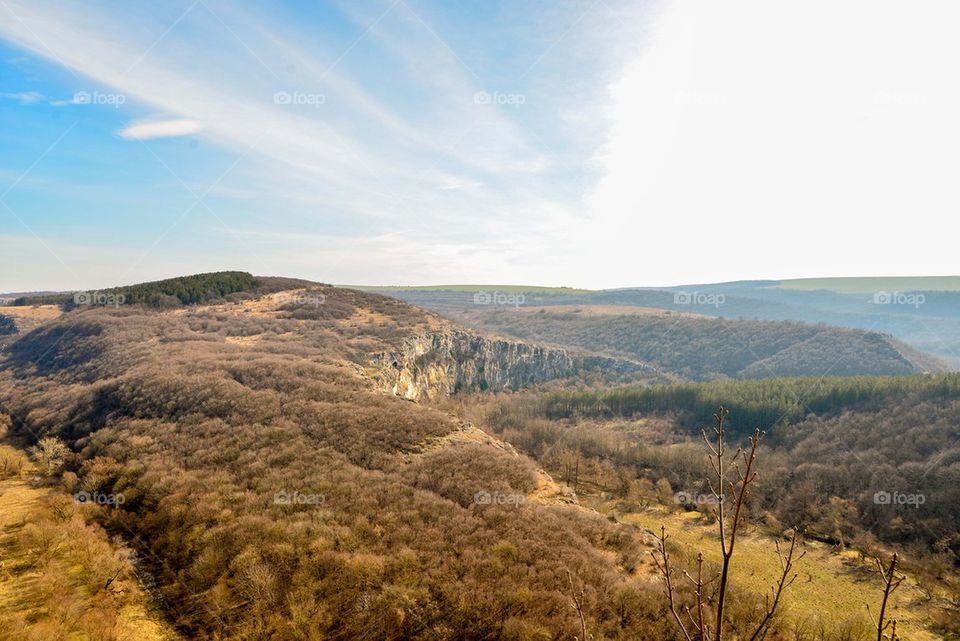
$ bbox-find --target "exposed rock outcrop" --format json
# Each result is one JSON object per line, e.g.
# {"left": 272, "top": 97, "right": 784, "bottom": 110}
{"left": 369, "top": 329, "right": 575, "bottom": 400}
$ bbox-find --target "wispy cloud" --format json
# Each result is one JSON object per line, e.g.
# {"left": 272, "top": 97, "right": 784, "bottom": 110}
{"left": 0, "top": 0, "right": 646, "bottom": 288}
{"left": 437, "top": 178, "right": 481, "bottom": 191}
{"left": 0, "top": 1, "right": 546, "bottom": 196}
{"left": 0, "top": 90, "right": 44, "bottom": 104}
{"left": 117, "top": 118, "right": 204, "bottom": 140}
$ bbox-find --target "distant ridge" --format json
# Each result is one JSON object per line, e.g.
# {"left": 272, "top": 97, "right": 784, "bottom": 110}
{"left": 366, "top": 277, "right": 960, "bottom": 363}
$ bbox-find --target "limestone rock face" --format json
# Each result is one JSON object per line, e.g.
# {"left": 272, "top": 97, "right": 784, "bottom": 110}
{"left": 369, "top": 330, "right": 574, "bottom": 400}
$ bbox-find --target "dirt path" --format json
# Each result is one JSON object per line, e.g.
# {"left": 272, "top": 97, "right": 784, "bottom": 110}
{"left": 0, "top": 466, "right": 183, "bottom": 641}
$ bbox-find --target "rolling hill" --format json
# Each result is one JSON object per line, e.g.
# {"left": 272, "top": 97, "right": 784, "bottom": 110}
{"left": 364, "top": 277, "right": 960, "bottom": 364}
{"left": 447, "top": 305, "right": 948, "bottom": 380}
{"left": 0, "top": 277, "right": 660, "bottom": 640}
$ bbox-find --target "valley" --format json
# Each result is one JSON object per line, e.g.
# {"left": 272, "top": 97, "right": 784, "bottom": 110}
{"left": 4, "top": 4, "right": 956, "bottom": 638}
{"left": 363, "top": 277, "right": 960, "bottom": 365}
{"left": 0, "top": 272, "right": 957, "bottom": 640}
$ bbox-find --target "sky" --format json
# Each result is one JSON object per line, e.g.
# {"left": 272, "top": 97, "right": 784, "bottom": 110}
{"left": 1, "top": 0, "right": 959, "bottom": 292}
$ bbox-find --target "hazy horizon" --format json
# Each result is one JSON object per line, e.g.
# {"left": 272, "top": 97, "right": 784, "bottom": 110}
{"left": 6, "top": 273, "right": 960, "bottom": 295}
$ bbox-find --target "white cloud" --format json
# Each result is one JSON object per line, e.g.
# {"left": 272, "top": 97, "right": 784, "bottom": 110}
{"left": 582, "top": 0, "right": 960, "bottom": 285}
{"left": 437, "top": 178, "right": 481, "bottom": 191}
{"left": 0, "top": 0, "right": 604, "bottom": 286}
{"left": 117, "top": 118, "right": 204, "bottom": 140}
{"left": 7, "top": 0, "right": 956, "bottom": 288}
{"left": 0, "top": 90, "right": 44, "bottom": 104}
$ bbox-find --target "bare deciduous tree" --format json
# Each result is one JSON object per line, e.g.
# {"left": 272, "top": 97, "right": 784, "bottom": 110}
{"left": 566, "top": 568, "right": 590, "bottom": 641}
{"left": 30, "top": 437, "right": 68, "bottom": 477}
{"left": 651, "top": 407, "right": 805, "bottom": 641}
{"left": 868, "top": 553, "right": 905, "bottom": 641}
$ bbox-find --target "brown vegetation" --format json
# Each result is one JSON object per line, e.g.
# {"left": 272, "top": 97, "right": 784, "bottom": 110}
{"left": 3, "top": 283, "right": 958, "bottom": 639}
{"left": 0, "top": 444, "right": 179, "bottom": 641}
{"left": 0, "top": 288, "right": 667, "bottom": 640}
{"left": 452, "top": 307, "right": 944, "bottom": 379}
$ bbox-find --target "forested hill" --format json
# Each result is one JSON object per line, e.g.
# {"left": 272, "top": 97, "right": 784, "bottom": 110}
{"left": 451, "top": 306, "right": 948, "bottom": 380}
{"left": 0, "top": 282, "right": 660, "bottom": 639}
{"left": 10, "top": 271, "right": 317, "bottom": 307}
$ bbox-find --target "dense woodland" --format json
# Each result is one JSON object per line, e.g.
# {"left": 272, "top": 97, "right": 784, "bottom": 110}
{"left": 455, "top": 308, "right": 943, "bottom": 380}
{"left": 10, "top": 271, "right": 307, "bottom": 308}
{"left": 0, "top": 289, "right": 684, "bottom": 641}
{"left": 465, "top": 374, "right": 960, "bottom": 568}
{"left": 537, "top": 374, "right": 960, "bottom": 432}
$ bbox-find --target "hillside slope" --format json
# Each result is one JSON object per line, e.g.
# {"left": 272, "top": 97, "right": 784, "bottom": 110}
{"left": 0, "top": 448, "right": 183, "bottom": 641}
{"left": 365, "top": 280, "right": 960, "bottom": 363}
{"left": 0, "top": 284, "right": 666, "bottom": 640}
{"left": 450, "top": 305, "right": 947, "bottom": 380}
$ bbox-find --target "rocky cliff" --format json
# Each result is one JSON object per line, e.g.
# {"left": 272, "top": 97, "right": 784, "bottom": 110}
{"left": 369, "top": 329, "right": 576, "bottom": 400}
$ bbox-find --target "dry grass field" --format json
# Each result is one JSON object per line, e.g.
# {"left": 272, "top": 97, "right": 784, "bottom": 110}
{"left": 0, "top": 446, "right": 181, "bottom": 641}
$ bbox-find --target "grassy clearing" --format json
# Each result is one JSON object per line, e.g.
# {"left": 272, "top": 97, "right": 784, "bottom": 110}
{"left": 0, "top": 445, "right": 181, "bottom": 641}
{"left": 776, "top": 276, "right": 960, "bottom": 293}
{"left": 592, "top": 500, "right": 946, "bottom": 641}
{"left": 0, "top": 305, "right": 63, "bottom": 320}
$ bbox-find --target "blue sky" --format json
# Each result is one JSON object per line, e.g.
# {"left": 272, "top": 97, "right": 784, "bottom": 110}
{"left": 1, "top": 0, "right": 959, "bottom": 291}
